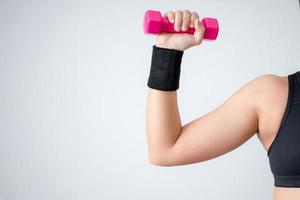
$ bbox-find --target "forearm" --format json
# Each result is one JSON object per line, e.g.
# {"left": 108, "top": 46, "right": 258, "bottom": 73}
{"left": 144, "top": 9, "right": 205, "bottom": 165}
{"left": 146, "top": 88, "right": 182, "bottom": 163}
{"left": 145, "top": 43, "right": 184, "bottom": 164}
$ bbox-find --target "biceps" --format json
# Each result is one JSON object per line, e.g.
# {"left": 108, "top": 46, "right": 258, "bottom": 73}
{"left": 168, "top": 88, "right": 258, "bottom": 166}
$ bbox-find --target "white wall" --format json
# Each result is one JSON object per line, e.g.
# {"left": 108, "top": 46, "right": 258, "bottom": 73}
{"left": 0, "top": 0, "right": 299, "bottom": 199}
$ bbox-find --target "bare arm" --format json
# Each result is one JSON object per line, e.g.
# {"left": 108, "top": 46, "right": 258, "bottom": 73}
{"left": 145, "top": 9, "right": 259, "bottom": 166}
{"left": 146, "top": 89, "right": 182, "bottom": 163}
{"left": 146, "top": 76, "right": 260, "bottom": 166}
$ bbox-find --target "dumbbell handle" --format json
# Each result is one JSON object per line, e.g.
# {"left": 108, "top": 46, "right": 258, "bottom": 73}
{"left": 144, "top": 10, "right": 219, "bottom": 40}
{"left": 161, "top": 17, "right": 196, "bottom": 34}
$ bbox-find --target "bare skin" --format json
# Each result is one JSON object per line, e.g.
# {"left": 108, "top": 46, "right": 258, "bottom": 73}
{"left": 145, "top": 10, "right": 300, "bottom": 200}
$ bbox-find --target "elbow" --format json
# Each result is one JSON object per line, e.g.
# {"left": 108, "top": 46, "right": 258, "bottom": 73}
{"left": 148, "top": 155, "right": 165, "bottom": 166}
{"left": 148, "top": 151, "right": 174, "bottom": 167}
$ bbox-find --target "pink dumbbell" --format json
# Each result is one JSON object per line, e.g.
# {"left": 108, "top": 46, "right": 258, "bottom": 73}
{"left": 143, "top": 10, "right": 219, "bottom": 40}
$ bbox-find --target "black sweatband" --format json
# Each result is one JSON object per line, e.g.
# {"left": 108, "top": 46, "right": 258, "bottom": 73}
{"left": 147, "top": 45, "right": 184, "bottom": 91}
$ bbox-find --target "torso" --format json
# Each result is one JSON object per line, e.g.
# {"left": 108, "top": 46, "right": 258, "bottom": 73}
{"left": 255, "top": 73, "right": 300, "bottom": 199}
{"left": 273, "top": 187, "right": 300, "bottom": 200}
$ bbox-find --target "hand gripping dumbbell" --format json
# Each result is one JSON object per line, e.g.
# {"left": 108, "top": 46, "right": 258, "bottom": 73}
{"left": 143, "top": 10, "right": 219, "bottom": 40}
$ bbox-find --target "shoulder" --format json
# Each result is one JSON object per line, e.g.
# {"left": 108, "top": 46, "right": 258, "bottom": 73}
{"left": 253, "top": 73, "right": 287, "bottom": 91}
{"left": 232, "top": 73, "right": 286, "bottom": 100}
{"left": 232, "top": 73, "right": 288, "bottom": 117}
{"left": 248, "top": 73, "right": 287, "bottom": 101}
{"left": 239, "top": 74, "right": 287, "bottom": 97}
{"left": 249, "top": 73, "right": 288, "bottom": 124}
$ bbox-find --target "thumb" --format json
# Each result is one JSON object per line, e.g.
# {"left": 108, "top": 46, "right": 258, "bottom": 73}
{"left": 193, "top": 19, "right": 205, "bottom": 45}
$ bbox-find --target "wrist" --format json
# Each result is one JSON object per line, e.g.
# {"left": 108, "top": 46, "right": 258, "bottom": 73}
{"left": 155, "top": 43, "right": 185, "bottom": 52}
{"left": 147, "top": 45, "right": 184, "bottom": 91}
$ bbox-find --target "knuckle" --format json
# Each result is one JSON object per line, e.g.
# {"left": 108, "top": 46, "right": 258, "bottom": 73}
{"left": 175, "top": 10, "right": 181, "bottom": 15}
{"left": 183, "top": 11, "right": 191, "bottom": 19}
{"left": 183, "top": 9, "right": 191, "bottom": 14}
{"left": 192, "top": 11, "right": 199, "bottom": 18}
{"left": 167, "top": 12, "right": 174, "bottom": 20}
{"left": 167, "top": 11, "right": 173, "bottom": 16}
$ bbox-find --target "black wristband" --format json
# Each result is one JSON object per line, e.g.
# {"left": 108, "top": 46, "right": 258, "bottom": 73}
{"left": 147, "top": 45, "right": 184, "bottom": 91}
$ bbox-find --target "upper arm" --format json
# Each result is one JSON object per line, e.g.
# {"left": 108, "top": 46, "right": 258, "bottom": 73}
{"left": 159, "top": 75, "right": 264, "bottom": 166}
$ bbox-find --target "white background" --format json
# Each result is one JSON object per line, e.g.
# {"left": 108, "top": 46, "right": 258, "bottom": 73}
{"left": 0, "top": 0, "right": 299, "bottom": 199}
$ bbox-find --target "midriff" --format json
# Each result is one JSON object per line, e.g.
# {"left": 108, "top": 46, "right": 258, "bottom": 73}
{"left": 273, "top": 187, "right": 300, "bottom": 200}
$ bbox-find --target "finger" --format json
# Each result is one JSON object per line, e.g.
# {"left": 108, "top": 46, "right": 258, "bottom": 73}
{"left": 190, "top": 12, "right": 199, "bottom": 28}
{"left": 181, "top": 10, "right": 191, "bottom": 31}
{"left": 162, "top": 11, "right": 175, "bottom": 24}
{"left": 174, "top": 10, "right": 183, "bottom": 31}
{"left": 194, "top": 19, "right": 205, "bottom": 45}
{"left": 167, "top": 11, "right": 175, "bottom": 23}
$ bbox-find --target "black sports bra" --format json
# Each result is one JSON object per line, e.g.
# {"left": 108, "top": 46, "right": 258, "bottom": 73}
{"left": 268, "top": 71, "right": 300, "bottom": 187}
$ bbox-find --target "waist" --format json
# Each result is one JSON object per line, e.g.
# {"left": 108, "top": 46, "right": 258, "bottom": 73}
{"left": 273, "top": 186, "right": 300, "bottom": 200}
